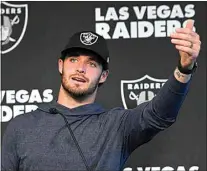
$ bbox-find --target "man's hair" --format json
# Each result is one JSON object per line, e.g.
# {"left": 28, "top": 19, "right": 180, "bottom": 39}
{"left": 60, "top": 48, "right": 109, "bottom": 71}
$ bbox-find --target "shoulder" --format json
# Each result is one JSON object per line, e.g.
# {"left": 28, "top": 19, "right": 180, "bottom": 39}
{"left": 4, "top": 105, "right": 50, "bottom": 131}
{"left": 107, "top": 107, "right": 127, "bottom": 114}
{"left": 103, "top": 107, "right": 129, "bottom": 122}
{"left": 107, "top": 102, "right": 149, "bottom": 115}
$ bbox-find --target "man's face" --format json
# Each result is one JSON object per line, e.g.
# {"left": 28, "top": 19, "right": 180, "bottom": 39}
{"left": 59, "top": 55, "right": 108, "bottom": 98}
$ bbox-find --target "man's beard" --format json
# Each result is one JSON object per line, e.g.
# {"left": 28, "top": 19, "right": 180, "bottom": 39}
{"left": 61, "top": 72, "right": 101, "bottom": 100}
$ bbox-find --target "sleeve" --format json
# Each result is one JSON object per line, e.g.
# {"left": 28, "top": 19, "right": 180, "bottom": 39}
{"left": 1, "top": 119, "right": 20, "bottom": 171}
{"left": 122, "top": 74, "right": 191, "bottom": 153}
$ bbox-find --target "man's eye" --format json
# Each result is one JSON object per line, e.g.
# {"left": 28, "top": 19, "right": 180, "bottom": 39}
{"left": 70, "top": 58, "right": 77, "bottom": 63}
{"left": 89, "top": 62, "right": 97, "bottom": 67}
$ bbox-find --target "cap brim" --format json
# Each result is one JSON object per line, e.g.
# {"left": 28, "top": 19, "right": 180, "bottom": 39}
{"left": 60, "top": 47, "right": 108, "bottom": 70}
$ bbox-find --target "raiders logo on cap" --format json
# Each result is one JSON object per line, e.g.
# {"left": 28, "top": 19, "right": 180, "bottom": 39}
{"left": 80, "top": 32, "right": 98, "bottom": 45}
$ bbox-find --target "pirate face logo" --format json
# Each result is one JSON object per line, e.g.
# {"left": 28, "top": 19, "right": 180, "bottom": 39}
{"left": 80, "top": 32, "right": 98, "bottom": 45}
{"left": 1, "top": 16, "right": 12, "bottom": 42}
{"left": 121, "top": 75, "right": 167, "bottom": 109}
{"left": 1, "top": 2, "right": 28, "bottom": 54}
{"left": 1, "top": 15, "right": 20, "bottom": 44}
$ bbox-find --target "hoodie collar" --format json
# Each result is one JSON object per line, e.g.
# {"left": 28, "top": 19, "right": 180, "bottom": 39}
{"left": 38, "top": 100, "right": 106, "bottom": 116}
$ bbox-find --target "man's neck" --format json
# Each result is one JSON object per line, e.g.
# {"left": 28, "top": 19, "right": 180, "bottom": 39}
{"left": 57, "top": 86, "right": 97, "bottom": 109}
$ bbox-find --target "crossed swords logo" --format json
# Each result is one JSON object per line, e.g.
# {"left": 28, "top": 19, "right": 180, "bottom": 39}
{"left": 129, "top": 91, "right": 139, "bottom": 101}
{"left": 129, "top": 91, "right": 155, "bottom": 105}
{"left": 1, "top": 15, "right": 20, "bottom": 45}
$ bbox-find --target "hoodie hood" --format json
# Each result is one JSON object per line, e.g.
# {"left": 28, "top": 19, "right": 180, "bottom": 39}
{"left": 37, "top": 100, "right": 107, "bottom": 116}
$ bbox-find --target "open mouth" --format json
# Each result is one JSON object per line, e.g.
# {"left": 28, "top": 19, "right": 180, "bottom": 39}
{"left": 71, "top": 77, "right": 87, "bottom": 83}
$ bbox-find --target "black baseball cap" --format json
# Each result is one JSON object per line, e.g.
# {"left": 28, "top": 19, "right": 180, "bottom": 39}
{"left": 61, "top": 31, "right": 110, "bottom": 66}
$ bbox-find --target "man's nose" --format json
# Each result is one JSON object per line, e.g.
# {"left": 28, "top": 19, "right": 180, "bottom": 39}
{"left": 76, "top": 62, "right": 86, "bottom": 74}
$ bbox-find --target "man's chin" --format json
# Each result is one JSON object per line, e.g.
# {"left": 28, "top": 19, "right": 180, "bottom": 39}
{"left": 62, "top": 80, "right": 99, "bottom": 98}
{"left": 67, "top": 87, "right": 90, "bottom": 97}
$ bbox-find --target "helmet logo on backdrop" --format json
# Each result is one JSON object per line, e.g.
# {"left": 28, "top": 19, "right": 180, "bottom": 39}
{"left": 0, "top": 1, "right": 28, "bottom": 54}
{"left": 80, "top": 32, "right": 98, "bottom": 45}
{"left": 121, "top": 75, "right": 167, "bottom": 109}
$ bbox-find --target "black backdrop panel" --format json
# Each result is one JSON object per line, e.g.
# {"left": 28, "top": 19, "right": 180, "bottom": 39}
{"left": 1, "top": 1, "right": 206, "bottom": 170}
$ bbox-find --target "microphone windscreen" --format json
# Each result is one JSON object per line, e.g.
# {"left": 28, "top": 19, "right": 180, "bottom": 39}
{"left": 49, "top": 108, "right": 58, "bottom": 114}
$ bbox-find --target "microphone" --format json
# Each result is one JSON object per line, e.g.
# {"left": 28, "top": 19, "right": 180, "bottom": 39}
{"left": 48, "top": 107, "right": 91, "bottom": 171}
{"left": 49, "top": 108, "right": 58, "bottom": 114}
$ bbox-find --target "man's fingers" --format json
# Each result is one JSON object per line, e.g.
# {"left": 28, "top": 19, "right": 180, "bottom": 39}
{"left": 175, "top": 28, "right": 197, "bottom": 37}
{"left": 175, "top": 45, "right": 193, "bottom": 54}
{"left": 171, "top": 33, "right": 193, "bottom": 43}
{"left": 171, "top": 39, "right": 201, "bottom": 47}
{"left": 185, "top": 19, "right": 194, "bottom": 30}
{"left": 171, "top": 20, "right": 201, "bottom": 60}
{"left": 171, "top": 39, "right": 192, "bottom": 47}
{"left": 175, "top": 45, "right": 199, "bottom": 59}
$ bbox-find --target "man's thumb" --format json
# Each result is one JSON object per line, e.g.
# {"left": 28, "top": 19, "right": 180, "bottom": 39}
{"left": 185, "top": 19, "right": 194, "bottom": 30}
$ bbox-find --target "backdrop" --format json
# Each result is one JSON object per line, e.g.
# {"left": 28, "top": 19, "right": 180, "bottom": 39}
{"left": 1, "top": 1, "right": 206, "bottom": 171}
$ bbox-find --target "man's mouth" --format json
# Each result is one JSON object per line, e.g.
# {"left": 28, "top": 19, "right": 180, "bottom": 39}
{"left": 71, "top": 77, "right": 87, "bottom": 83}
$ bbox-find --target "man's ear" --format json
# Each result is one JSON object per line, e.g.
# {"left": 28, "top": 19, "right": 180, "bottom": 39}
{"left": 58, "top": 59, "right": 64, "bottom": 74}
{"left": 99, "top": 70, "right": 109, "bottom": 84}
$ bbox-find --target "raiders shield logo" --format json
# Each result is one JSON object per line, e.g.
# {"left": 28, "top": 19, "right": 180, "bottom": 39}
{"left": 80, "top": 32, "right": 98, "bottom": 45}
{"left": 1, "top": 2, "right": 28, "bottom": 54}
{"left": 121, "top": 75, "right": 167, "bottom": 109}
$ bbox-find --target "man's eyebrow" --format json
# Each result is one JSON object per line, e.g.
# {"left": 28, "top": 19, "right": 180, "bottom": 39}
{"left": 66, "top": 55, "right": 78, "bottom": 58}
{"left": 88, "top": 56, "right": 99, "bottom": 62}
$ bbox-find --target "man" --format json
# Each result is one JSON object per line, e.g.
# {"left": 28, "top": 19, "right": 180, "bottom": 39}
{"left": 1, "top": 19, "right": 201, "bottom": 171}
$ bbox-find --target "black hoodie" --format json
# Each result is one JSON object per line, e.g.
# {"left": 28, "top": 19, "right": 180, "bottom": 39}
{"left": 2, "top": 74, "right": 191, "bottom": 171}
